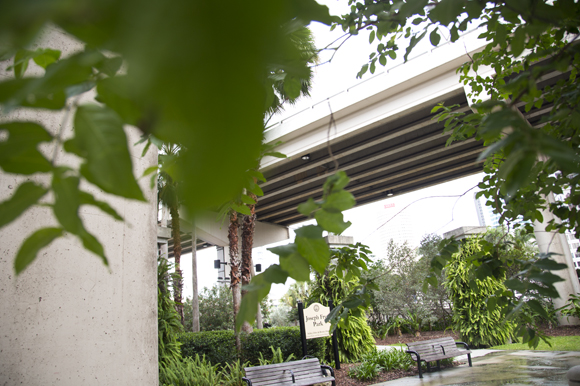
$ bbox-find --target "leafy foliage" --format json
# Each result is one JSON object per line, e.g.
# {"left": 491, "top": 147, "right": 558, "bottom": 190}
{"left": 557, "top": 293, "right": 580, "bottom": 321}
{"left": 258, "top": 346, "right": 296, "bottom": 366}
{"left": 337, "top": 0, "right": 580, "bottom": 343}
{"left": 348, "top": 347, "right": 423, "bottom": 381}
{"left": 157, "top": 257, "right": 185, "bottom": 383}
{"left": 0, "top": 0, "right": 336, "bottom": 274}
{"left": 237, "top": 171, "right": 356, "bottom": 330}
{"left": 187, "top": 285, "right": 234, "bottom": 332}
{"left": 178, "top": 326, "right": 327, "bottom": 367}
{"left": 365, "top": 239, "right": 451, "bottom": 336}
{"left": 427, "top": 227, "right": 568, "bottom": 347}
{"left": 309, "top": 244, "right": 376, "bottom": 363}
{"left": 444, "top": 237, "right": 515, "bottom": 348}
{"left": 348, "top": 360, "right": 382, "bottom": 381}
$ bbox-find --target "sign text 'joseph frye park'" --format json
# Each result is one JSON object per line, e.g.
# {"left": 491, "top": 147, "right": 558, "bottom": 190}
{"left": 303, "top": 302, "right": 331, "bottom": 339}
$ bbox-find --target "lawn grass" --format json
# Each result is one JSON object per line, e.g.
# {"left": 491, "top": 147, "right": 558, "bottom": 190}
{"left": 491, "top": 336, "right": 580, "bottom": 351}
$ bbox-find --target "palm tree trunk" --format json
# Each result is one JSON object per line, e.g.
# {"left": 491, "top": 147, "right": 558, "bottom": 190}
{"left": 228, "top": 211, "right": 242, "bottom": 352}
{"left": 170, "top": 205, "right": 184, "bottom": 325}
{"left": 191, "top": 225, "right": 200, "bottom": 332}
{"left": 240, "top": 192, "right": 257, "bottom": 334}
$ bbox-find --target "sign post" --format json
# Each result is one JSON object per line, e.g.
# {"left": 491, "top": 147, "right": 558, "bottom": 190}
{"left": 297, "top": 300, "right": 341, "bottom": 369}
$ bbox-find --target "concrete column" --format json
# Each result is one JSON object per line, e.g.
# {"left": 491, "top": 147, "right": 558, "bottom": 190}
{"left": 0, "top": 28, "right": 158, "bottom": 385}
{"left": 534, "top": 193, "right": 580, "bottom": 325}
{"left": 191, "top": 227, "right": 200, "bottom": 332}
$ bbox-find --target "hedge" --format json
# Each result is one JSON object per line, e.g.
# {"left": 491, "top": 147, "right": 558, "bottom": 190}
{"left": 178, "top": 327, "right": 327, "bottom": 366}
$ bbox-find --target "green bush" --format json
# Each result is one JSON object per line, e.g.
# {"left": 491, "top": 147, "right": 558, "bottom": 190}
{"left": 178, "top": 330, "right": 237, "bottom": 365}
{"left": 241, "top": 327, "right": 326, "bottom": 365}
{"left": 335, "top": 314, "right": 376, "bottom": 363}
{"left": 160, "top": 354, "right": 247, "bottom": 386}
{"left": 445, "top": 237, "right": 514, "bottom": 348}
{"left": 178, "top": 327, "right": 327, "bottom": 366}
{"left": 348, "top": 361, "right": 381, "bottom": 381}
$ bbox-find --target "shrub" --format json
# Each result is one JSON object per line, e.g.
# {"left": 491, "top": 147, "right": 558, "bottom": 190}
{"left": 258, "top": 346, "right": 296, "bottom": 365}
{"left": 158, "top": 257, "right": 184, "bottom": 383}
{"left": 178, "top": 330, "right": 237, "bottom": 365}
{"left": 241, "top": 327, "right": 326, "bottom": 365}
{"left": 335, "top": 314, "right": 376, "bottom": 363}
{"left": 178, "top": 326, "right": 326, "bottom": 366}
{"left": 445, "top": 237, "right": 514, "bottom": 348}
{"left": 348, "top": 361, "right": 382, "bottom": 381}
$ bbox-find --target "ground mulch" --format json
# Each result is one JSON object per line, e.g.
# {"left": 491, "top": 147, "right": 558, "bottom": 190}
{"left": 331, "top": 325, "right": 580, "bottom": 386}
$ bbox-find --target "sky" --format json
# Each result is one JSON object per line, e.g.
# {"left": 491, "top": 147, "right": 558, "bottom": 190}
{"left": 179, "top": 1, "right": 486, "bottom": 303}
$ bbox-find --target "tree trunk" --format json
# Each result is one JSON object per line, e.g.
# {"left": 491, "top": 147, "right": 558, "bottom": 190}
{"left": 170, "top": 205, "right": 184, "bottom": 325}
{"left": 228, "top": 211, "right": 242, "bottom": 352}
{"left": 191, "top": 226, "right": 200, "bottom": 332}
{"left": 240, "top": 192, "right": 257, "bottom": 334}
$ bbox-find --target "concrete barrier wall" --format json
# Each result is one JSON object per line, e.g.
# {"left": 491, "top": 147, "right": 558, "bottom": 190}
{"left": 0, "top": 26, "right": 159, "bottom": 385}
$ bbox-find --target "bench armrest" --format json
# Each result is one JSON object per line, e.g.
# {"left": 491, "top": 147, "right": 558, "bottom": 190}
{"left": 406, "top": 350, "right": 421, "bottom": 363}
{"left": 321, "top": 364, "right": 335, "bottom": 378}
{"left": 242, "top": 377, "right": 252, "bottom": 386}
{"left": 456, "top": 341, "right": 470, "bottom": 350}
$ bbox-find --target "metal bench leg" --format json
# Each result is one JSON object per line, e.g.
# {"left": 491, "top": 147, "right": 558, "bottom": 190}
{"left": 426, "top": 362, "right": 431, "bottom": 373}
{"left": 437, "top": 360, "right": 441, "bottom": 371}
{"left": 467, "top": 353, "right": 472, "bottom": 367}
{"left": 418, "top": 361, "right": 423, "bottom": 378}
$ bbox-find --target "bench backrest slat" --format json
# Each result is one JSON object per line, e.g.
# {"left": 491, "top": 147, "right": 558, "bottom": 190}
{"left": 244, "top": 358, "right": 329, "bottom": 386}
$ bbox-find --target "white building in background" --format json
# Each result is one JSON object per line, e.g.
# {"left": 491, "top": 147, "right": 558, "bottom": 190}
{"left": 565, "top": 232, "right": 580, "bottom": 269}
{"left": 474, "top": 192, "right": 500, "bottom": 228}
{"left": 372, "top": 202, "right": 418, "bottom": 259}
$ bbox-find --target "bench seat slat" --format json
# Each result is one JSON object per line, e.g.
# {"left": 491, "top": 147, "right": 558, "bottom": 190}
{"left": 243, "top": 358, "right": 334, "bottom": 386}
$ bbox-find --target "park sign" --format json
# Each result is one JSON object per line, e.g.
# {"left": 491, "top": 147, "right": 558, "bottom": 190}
{"left": 303, "top": 302, "right": 331, "bottom": 339}
{"left": 297, "top": 300, "right": 340, "bottom": 369}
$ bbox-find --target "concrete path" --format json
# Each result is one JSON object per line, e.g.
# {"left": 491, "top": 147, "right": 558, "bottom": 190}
{"left": 370, "top": 349, "right": 580, "bottom": 386}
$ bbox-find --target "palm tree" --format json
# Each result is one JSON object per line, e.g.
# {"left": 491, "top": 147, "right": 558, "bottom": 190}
{"left": 239, "top": 25, "right": 319, "bottom": 333}
{"left": 158, "top": 144, "right": 185, "bottom": 325}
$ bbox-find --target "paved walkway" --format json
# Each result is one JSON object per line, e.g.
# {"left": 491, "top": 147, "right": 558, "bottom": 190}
{"left": 370, "top": 349, "right": 580, "bottom": 386}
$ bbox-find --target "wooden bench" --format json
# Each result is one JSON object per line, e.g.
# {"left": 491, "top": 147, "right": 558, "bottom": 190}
{"left": 405, "top": 337, "right": 472, "bottom": 378}
{"left": 242, "top": 358, "right": 335, "bottom": 386}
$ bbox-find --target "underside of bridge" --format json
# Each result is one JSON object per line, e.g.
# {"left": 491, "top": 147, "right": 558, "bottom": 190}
{"left": 256, "top": 68, "right": 567, "bottom": 227}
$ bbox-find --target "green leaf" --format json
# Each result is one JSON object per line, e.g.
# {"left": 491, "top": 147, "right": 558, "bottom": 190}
{"left": 322, "top": 190, "right": 355, "bottom": 212}
{"left": 96, "top": 77, "right": 142, "bottom": 126}
{"left": 78, "top": 229, "right": 108, "bottom": 266}
{"left": 323, "top": 171, "right": 350, "bottom": 194}
{"left": 527, "top": 299, "right": 549, "bottom": 319}
{"left": 261, "top": 264, "right": 290, "bottom": 284}
{"left": 264, "top": 151, "right": 287, "bottom": 159}
{"left": 430, "top": 28, "right": 441, "bottom": 46}
{"left": 14, "top": 227, "right": 64, "bottom": 274}
{"left": 142, "top": 166, "right": 158, "bottom": 177}
{"left": 283, "top": 76, "right": 302, "bottom": 100}
{"left": 231, "top": 203, "right": 251, "bottom": 216}
{"left": 13, "top": 49, "right": 31, "bottom": 78}
{"left": 511, "top": 26, "right": 526, "bottom": 57}
{"left": 79, "top": 191, "right": 124, "bottom": 221}
{"left": 428, "top": 0, "right": 465, "bottom": 25}
{"left": 315, "top": 209, "right": 351, "bottom": 234}
{"left": 276, "top": 245, "right": 311, "bottom": 281}
{"left": 0, "top": 182, "right": 48, "bottom": 229}
{"left": 404, "top": 30, "right": 427, "bottom": 62}
{"left": 297, "top": 197, "right": 318, "bottom": 216}
{"left": 0, "top": 122, "right": 53, "bottom": 174}
{"left": 295, "top": 225, "right": 330, "bottom": 274}
{"left": 52, "top": 172, "right": 83, "bottom": 234}
{"left": 32, "top": 48, "right": 61, "bottom": 69}
{"left": 96, "top": 56, "right": 123, "bottom": 77}
{"left": 240, "top": 194, "right": 256, "bottom": 205}
{"left": 71, "top": 105, "right": 145, "bottom": 201}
